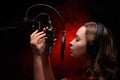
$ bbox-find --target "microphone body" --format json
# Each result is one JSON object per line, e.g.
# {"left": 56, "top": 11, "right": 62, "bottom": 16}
{"left": 45, "top": 19, "right": 54, "bottom": 54}
{"left": 46, "top": 27, "right": 54, "bottom": 54}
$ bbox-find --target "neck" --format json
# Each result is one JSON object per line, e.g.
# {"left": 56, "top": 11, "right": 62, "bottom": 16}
{"left": 82, "top": 53, "right": 92, "bottom": 68}
{"left": 73, "top": 53, "right": 92, "bottom": 68}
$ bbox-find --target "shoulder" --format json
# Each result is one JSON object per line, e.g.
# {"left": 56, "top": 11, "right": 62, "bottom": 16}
{"left": 60, "top": 77, "right": 68, "bottom": 80}
{"left": 60, "top": 77, "right": 72, "bottom": 80}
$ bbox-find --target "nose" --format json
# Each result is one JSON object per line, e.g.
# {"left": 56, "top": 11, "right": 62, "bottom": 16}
{"left": 69, "top": 39, "right": 74, "bottom": 46}
{"left": 69, "top": 42, "right": 73, "bottom": 46}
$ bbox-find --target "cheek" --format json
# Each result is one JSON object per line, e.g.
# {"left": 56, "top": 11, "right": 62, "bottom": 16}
{"left": 72, "top": 42, "right": 87, "bottom": 57}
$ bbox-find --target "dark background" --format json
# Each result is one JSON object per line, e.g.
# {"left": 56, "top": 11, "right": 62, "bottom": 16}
{"left": 0, "top": 0, "right": 120, "bottom": 80}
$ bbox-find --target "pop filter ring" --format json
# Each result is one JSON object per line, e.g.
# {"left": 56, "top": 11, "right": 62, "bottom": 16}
{"left": 25, "top": 4, "right": 66, "bottom": 60}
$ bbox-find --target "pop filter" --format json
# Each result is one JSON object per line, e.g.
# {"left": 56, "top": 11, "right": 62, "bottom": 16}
{"left": 24, "top": 4, "right": 66, "bottom": 60}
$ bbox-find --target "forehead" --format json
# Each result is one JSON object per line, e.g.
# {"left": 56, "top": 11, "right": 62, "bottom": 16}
{"left": 76, "top": 26, "right": 86, "bottom": 36}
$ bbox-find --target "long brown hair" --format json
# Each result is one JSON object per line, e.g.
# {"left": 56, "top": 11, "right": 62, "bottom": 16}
{"left": 84, "top": 22, "right": 118, "bottom": 80}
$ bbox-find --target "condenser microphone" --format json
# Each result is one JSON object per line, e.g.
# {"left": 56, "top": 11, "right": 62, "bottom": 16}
{"left": 30, "top": 12, "right": 54, "bottom": 54}
{"left": 46, "top": 16, "right": 54, "bottom": 54}
{"left": 25, "top": 4, "right": 66, "bottom": 60}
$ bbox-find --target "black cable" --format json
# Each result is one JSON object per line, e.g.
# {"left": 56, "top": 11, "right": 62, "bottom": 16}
{"left": 25, "top": 4, "right": 65, "bottom": 30}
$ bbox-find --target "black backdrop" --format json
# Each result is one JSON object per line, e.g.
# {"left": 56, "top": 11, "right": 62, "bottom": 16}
{"left": 0, "top": 0, "right": 120, "bottom": 80}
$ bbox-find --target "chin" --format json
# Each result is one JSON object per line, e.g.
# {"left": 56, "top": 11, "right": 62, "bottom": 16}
{"left": 70, "top": 53, "right": 80, "bottom": 58}
{"left": 70, "top": 53, "right": 81, "bottom": 58}
{"left": 70, "top": 53, "right": 74, "bottom": 57}
{"left": 70, "top": 53, "right": 75, "bottom": 57}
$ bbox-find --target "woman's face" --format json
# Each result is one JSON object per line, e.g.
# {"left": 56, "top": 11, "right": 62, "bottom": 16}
{"left": 69, "top": 26, "right": 87, "bottom": 58}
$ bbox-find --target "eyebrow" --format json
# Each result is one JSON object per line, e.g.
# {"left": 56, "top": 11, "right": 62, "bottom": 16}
{"left": 76, "top": 35, "right": 79, "bottom": 38}
{"left": 76, "top": 34, "right": 81, "bottom": 40}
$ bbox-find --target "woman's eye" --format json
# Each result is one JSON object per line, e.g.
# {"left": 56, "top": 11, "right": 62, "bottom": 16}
{"left": 76, "top": 39, "right": 79, "bottom": 42}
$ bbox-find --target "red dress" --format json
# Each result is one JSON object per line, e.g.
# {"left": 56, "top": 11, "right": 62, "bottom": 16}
{"left": 66, "top": 75, "right": 97, "bottom": 80}
{"left": 65, "top": 68, "right": 98, "bottom": 80}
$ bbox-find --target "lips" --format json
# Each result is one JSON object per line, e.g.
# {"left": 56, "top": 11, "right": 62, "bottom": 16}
{"left": 70, "top": 47, "right": 73, "bottom": 53}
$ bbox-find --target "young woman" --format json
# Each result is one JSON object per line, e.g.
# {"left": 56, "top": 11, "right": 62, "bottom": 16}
{"left": 30, "top": 22, "right": 118, "bottom": 80}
